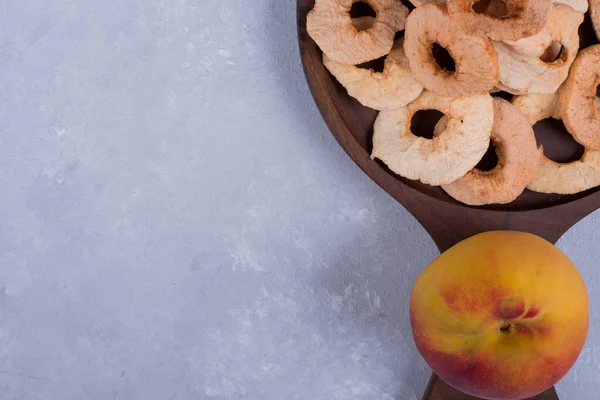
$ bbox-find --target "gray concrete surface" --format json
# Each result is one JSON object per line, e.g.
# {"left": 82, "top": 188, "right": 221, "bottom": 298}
{"left": 1, "top": 1, "right": 599, "bottom": 399}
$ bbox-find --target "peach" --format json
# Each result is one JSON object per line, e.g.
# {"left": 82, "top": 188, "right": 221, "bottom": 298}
{"left": 410, "top": 231, "right": 588, "bottom": 400}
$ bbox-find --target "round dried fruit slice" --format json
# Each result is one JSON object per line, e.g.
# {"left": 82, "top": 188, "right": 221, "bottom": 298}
{"left": 432, "top": 116, "right": 449, "bottom": 137}
{"left": 446, "top": 0, "right": 552, "bottom": 41}
{"left": 559, "top": 45, "right": 600, "bottom": 151}
{"left": 591, "top": 0, "right": 600, "bottom": 39}
{"left": 307, "top": 0, "right": 408, "bottom": 65}
{"left": 408, "top": 0, "right": 446, "bottom": 7}
{"left": 555, "top": 0, "right": 588, "bottom": 13}
{"left": 492, "top": 5, "right": 583, "bottom": 95}
{"left": 323, "top": 40, "right": 424, "bottom": 110}
{"left": 511, "top": 92, "right": 561, "bottom": 124}
{"left": 528, "top": 151, "right": 600, "bottom": 194}
{"left": 513, "top": 93, "right": 600, "bottom": 194}
{"left": 503, "top": 30, "right": 562, "bottom": 59}
{"left": 371, "top": 91, "right": 493, "bottom": 185}
{"left": 404, "top": 4, "right": 499, "bottom": 97}
{"left": 441, "top": 98, "right": 540, "bottom": 205}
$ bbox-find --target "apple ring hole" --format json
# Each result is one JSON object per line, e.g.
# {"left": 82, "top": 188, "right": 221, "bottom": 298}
{"left": 491, "top": 90, "right": 513, "bottom": 102}
{"left": 533, "top": 118, "right": 585, "bottom": 163}
{"left": 472, "top": 0, "right": 510, "bottom": 18}
{"left": 431, "top": 43, "right": 456, "bottom": 73}
{"left": 410, "top": 109, "right": 446, "bottom": 139}
{"left": 474, "top": 140, "right": 499, "bottom": 171}
{"left": 350, "top": 1, "right": 377, "bottom": 18}
{"left": 596, "top": 84, "right": 600, "bottom": 112}
{"left": 500, "top": 322, "right": 513, "bottom": 334}
{"left": 539, "top": 41, "right": 566, "bottom": 64}
{"left": 355, "top": 54, "right": 387, "bottom": 73}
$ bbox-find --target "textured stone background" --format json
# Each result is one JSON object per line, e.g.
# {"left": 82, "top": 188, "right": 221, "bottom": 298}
{"left": 1, "top": 1, "right": 599, "bottom": 399}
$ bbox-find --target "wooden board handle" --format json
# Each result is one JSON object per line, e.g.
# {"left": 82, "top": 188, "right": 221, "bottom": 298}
{"left": 409, "top": 193, "right": 600, "bottom": 252}
{"left": 424, "top": 374, "right": 559, "bottom": 400}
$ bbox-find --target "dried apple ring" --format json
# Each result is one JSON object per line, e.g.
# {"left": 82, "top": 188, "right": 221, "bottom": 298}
{"left": 323, "top": 40, "right": 424, "bottom": 110}
{"left": 528, "top": 151, "right": 600, "bottom": 194}
{"left": 511, "top": 92, "right": 561, "bottom": 124}
{"left": 371, "top": 91, "right": 493, "bottom": 186}
{"left": 409, "top": 0, "right": 446, "bottom": 7}
{"left": 591, "top": 0, "right": 600, "bottom": 40}
{"left": 492, "top": 5, "right": 583, "bottom": 95}
{"left": 503, "top": 30, "right": 562, "bottom": 59}
{"left": 433, "top": 116, "right": 449, "bottom": 137}
{"left": 441, "top": 99, "right": 539, "bottom": 205}
{"left": 307, "top": 0, "right": 408, "bottom": 65}
{"left": 513, "top": 93, "right": 600, "bottom": 194}
{"left": 404, "top": 4, "right": 499, "bottom": 97}
{"left": 559, "top": 45, "right": 600, "bottom": 151}
{"left": 446, "top": 0, "right": 552, "bottom": 41}
{"left": 554, "top": 0, "right": 588, "bottom": 12}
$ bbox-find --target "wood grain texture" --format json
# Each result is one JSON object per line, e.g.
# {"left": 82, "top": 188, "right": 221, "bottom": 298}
{"left": 423, "top": 375, "right": 558, "bottom": 400}
{"left": 297, "top": 1, "right": 599, "bottom": 399}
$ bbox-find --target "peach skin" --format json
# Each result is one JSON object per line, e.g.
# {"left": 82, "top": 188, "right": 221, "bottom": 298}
{"left": 410, "top": 231, "right": 588, "bottom": 400}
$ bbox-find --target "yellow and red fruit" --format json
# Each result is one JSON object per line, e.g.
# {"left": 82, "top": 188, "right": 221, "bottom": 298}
{"left": 410, "top": 231, "right": 588, "bottom": 400}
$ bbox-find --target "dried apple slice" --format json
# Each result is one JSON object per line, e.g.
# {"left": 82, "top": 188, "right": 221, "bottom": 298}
{"left": 447, "top": 0, "right": 552, "bottom": 41}
{"left": 492, "top": 5, "right": 583, "bottom": 95}
{"left": 323, "top": 40, "right": 424, "bottom": 110}
{"left": 404, "top": 4, "right": 499, "bottom": 97}
{"left": 372, "top": 91, "right": 493, "bottom": 185}
{"left": 559, "top": 45, "right": 600, "bottom": 151}
{"left": 441, "top": 99, "right": 539, "bottom": 205}
{"left": 307, "top": 0, "right": 408, "bottom": 65}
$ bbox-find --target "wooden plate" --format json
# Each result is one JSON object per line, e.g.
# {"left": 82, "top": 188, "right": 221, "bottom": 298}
{"left": 297, "top": 1, "right": 600, "bottom": 399}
